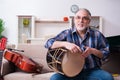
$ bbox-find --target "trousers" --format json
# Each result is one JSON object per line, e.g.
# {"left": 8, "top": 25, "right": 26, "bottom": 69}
{"left": 50, "top": 67, "right": 114, "bottom": 80}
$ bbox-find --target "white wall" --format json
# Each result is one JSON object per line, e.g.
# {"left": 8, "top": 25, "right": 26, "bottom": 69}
{"left": 0, "top": 0, "right": 120, "bottom": 44}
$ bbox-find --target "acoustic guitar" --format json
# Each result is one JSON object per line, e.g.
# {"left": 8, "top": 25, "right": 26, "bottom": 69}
{"left": 46, "top": 47, "right": 85, "bottom": 77}
{"left": 3, "top": 48, "right": 43, "bottom": 73}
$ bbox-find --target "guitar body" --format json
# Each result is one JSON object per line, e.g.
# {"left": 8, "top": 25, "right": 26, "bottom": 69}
{"left": 3, "top": 49, "right": 42, "bottom": 73}
{"left": 46, "top": 48, "right": 85, "bottom": 77}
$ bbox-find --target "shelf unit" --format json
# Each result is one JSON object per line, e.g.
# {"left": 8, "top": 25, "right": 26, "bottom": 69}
{"left": 17, "top": 15, "right": 102, "bottom": 44}
{"left": 34, "top": 19, "right": 69, "bottom": 39}
{"left": 35, "top": 20, "right": 69, "bottom": 23}
{"left": 17, "top": 15, "right": 69, "bottom": 43}
{"left": 17, "top": 15, "right": 35, "bottom": 43}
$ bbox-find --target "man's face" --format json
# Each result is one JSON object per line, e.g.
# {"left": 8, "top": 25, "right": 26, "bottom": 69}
{"left": 74, "top": 10, "right": 91, "bottom": 31}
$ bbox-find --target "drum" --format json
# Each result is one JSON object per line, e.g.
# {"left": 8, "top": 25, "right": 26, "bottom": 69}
{"left": 46, "top": 48, "right": 85, "bottom": 77}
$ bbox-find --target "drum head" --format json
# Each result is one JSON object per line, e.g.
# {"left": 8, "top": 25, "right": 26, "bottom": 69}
{"left": 62, "top": 51, "right": 85, "bottom": 77}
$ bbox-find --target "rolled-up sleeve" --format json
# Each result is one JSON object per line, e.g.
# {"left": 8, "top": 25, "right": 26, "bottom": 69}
{"left": 44, "top": 38, "right": 56, "bottom": 48}
{"left": 44, "top": 29, "right": 69, "bottom": 49}
{"left": 98, "top": 33, "right": 110, "bottom": 61}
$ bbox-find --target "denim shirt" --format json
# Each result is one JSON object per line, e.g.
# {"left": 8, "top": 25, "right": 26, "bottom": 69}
{"left": 45, "top": 27, "right": 110, "bottom": 69}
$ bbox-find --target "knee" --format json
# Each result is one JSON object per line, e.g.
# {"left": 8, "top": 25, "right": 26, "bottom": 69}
{"left": 50, "top": 73, "right": 66, "bottom": 80}
{"left": 50, "top": 75, "right": 59, "bottom": 80}
{"left": 50, "top": 75, "right": 57, "bottom": 80}
{"left": 102, "top": 73, "right": 114, "bottom": 80}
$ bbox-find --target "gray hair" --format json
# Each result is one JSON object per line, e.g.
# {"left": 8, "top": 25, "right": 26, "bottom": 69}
{"left": 77, "top": 8, "right": 91, "bottom": 20}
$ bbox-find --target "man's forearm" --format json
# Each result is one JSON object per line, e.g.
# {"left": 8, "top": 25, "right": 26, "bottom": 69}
{"left": 51, "top": 41, "right": 66, "bottom": 49}
{"left": 92, "top": 48, "right": 103, "bottom": 59}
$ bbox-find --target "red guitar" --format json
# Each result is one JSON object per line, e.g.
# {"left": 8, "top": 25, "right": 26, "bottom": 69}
{"left": 3, "top": 49, "right": 43, "bottom": 73}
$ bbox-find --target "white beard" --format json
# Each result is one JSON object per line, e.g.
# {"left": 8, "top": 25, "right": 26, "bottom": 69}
{"left": 76, "top": 26, "right": 87, "bottom": 31}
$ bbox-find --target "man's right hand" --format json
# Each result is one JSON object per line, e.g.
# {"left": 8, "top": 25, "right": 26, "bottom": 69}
{"left": 64, "top": 42, "right": 82, "bottom": 54}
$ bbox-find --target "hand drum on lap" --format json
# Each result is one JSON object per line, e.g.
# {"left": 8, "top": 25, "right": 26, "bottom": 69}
{"left": 46, "top": 48, "right": 85, "bottom": 77}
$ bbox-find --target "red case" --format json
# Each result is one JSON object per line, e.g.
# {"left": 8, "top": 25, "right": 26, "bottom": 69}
{"left": 0, "top": 37, "right": 7, "bottom": 50}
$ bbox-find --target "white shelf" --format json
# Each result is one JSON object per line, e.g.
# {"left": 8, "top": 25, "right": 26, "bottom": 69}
{"left": 17, "top": 15, "right": 35, "bottom": 43}
{"left": 35, "top": 20, "right": 69, "bottom": 23}
{"left": 18, "top": 15, "right": 102, "bottom": 44}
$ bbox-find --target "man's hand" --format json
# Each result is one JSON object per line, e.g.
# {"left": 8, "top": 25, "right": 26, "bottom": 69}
{"left": 64, "top": 42, "right": 82, "bottom": 54}
{"left": 82, "top": 46, "right": 103, "bottom": 58}
{"left": 81, "top": 46, "right": 93, "bottom": 58}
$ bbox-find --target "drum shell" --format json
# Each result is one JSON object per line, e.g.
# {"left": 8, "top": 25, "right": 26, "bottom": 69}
{"left": 46, "top": 48, "right": 66, "bottom": 74}
{"left": 46, "top": 48, "right": 85, "bottom": 77}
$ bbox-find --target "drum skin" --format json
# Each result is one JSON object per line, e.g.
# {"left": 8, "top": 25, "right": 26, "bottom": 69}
{"left": 62, "top": 51, "right": 85, "bottom": 77}
{"left": 46, "top": 48, "right": 85, "bottom": 77}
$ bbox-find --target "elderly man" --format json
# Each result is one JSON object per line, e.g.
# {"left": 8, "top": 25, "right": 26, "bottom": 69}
{"left": 45, "top": 8, "right": 114, "bottom": 80}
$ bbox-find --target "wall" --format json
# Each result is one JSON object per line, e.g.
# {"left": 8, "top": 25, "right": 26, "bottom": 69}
{"left": 0, "top": 0, "right": 120, "bottom": 44}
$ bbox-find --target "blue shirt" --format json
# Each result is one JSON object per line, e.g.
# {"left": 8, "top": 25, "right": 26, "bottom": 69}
{"left": 45, "top": 27, "right": 110, "bottom": 69}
